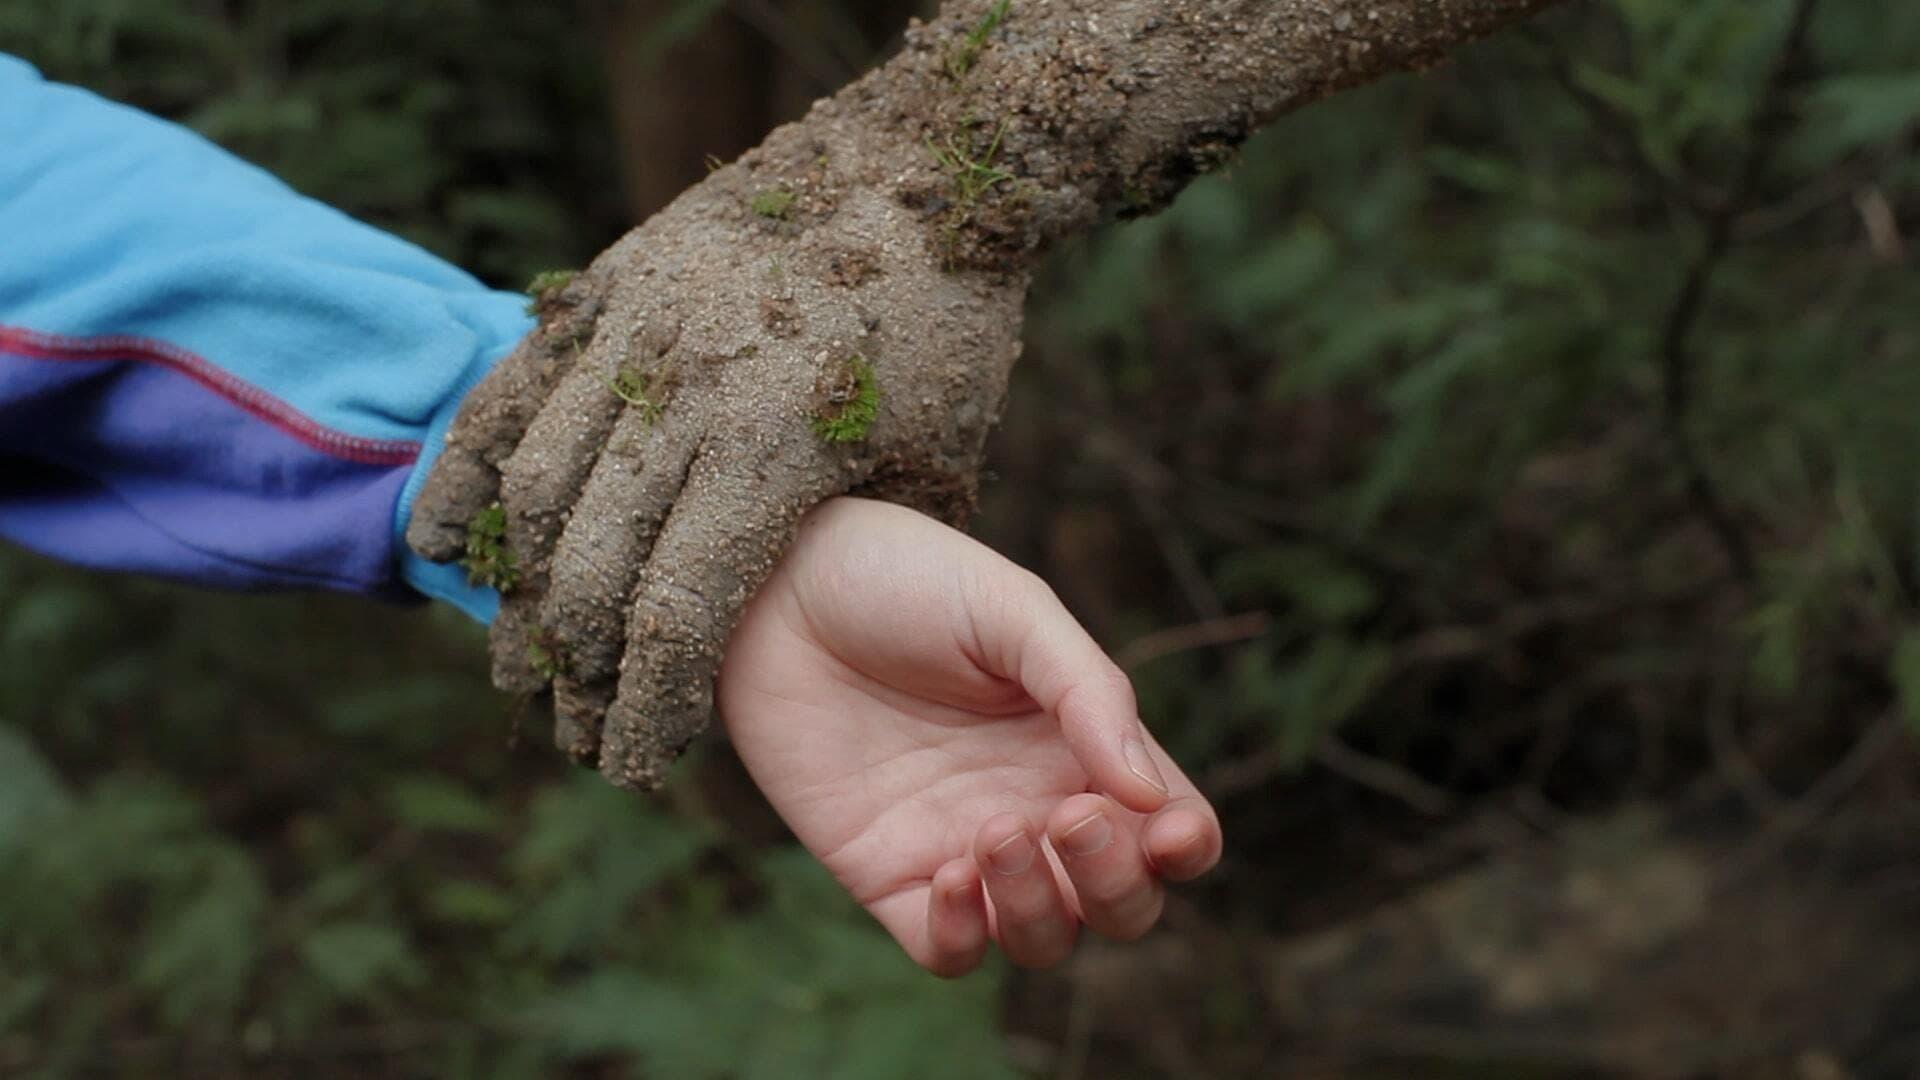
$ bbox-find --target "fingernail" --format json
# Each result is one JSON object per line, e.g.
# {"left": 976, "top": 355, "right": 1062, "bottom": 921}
{"left": 1061, "top": 812, "right": 1113, "bottom": 857}
{"left": 1167, "top": 832, "right": 1208, "bottom": 873}
{"left": 945, "top": 878, "right": 980, "bottom": 908}
{"left": 988, "top": 832, "right": 1036, "bottom": 876}
{"left": 1125, "top": 738, "right": 1170, "bottom": 796}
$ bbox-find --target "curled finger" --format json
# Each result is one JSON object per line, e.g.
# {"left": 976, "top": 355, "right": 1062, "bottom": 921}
{"left": 1048, "top": 793, "right": 1163, "bottom": 942}
{"left": 974, "top": 813, "right": 1076, "bottom": 969}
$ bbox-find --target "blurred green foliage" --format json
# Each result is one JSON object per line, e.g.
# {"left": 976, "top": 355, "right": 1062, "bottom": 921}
{"left": 1021, "top": 0, "right": 1920, "bottom": 795}
{"left": 0, "top": 0, "right": 626, "bottom": 283}
{"left": 0, "top": 566, "right": 1012, "bottom": 1077}
{"left": 2, "top": 0, "right": 1918, "bottom": 1074}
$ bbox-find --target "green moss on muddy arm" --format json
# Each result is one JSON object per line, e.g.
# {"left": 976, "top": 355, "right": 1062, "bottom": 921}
{"left": 945, "top": 0, "right": 1011, "bottom": 78}
{"left": 750, "top": 188, "right": 797, "bottom": 219}
{"left": 875, "top": 0, "right": 1563, "bottom": 271}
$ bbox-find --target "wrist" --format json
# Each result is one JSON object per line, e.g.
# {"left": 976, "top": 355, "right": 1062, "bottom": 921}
{"left": 395, "top": 322, "right": 533, "bottom": 624}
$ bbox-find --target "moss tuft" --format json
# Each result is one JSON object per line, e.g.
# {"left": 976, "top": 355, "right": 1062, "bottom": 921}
{"left": 751, "top": 188, "right": 798, "bottom": 220}
{"left": 812, "top": 356, "right": 880, "bottom": 444}
{"left": 523, "top": 269, "right": 577, "bottom": 315}
{"left": 527, "top": 636, "right": 568, "bottom": 682}
{"left": 947, "top": 0, "right": 1011, "bottom": 79}
{"left": 926, "top": 120, "right": 1019, "bottom": 271}
{"left": 928, "top": 120, "right": 1014, "bottom": 206}
{"left": 459, "top": 503, "right": 519, "bottom": 592}
{"left": 607, "top": 363, "right": 665, "bottom": 425}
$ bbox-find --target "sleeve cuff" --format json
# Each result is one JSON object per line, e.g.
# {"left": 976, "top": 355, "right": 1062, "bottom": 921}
{"left": 392, "top": 334, "right": 522, "bottom": 625}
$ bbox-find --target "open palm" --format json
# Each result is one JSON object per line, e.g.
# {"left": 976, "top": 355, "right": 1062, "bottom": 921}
{"left": 717, "top": 499, "right": 1221, "bottom": 976}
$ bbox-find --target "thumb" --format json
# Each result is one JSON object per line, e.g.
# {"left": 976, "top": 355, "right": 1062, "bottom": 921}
{"left": 970, "top": 566, "right": 1172, "bottom": 814}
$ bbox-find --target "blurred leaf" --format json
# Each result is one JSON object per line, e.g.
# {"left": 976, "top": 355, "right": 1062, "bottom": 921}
{"left": 1233, "top": 636, "right": 1394, "bottom": 765}
{"left": 1426, "top": 144, "right": 1528, "bottom": 197}
{"left": 519, "top": 851, "right": 1018, "bottom": 1079}
{"left": 506, "top": 776, "right": 710, "bottom": 961}
{"left": 427, "top": 880, "right": 516, "bottom": 928}
{"left": 1217, "top": 545, "right": 1378, "bottom": 623}
{"left": 1790, "top": 73, "right": 1920, "bottom": 168}
{"left": 321, "top": 677, "right": 475, "bottom": 740}
{"left": 1893, "top": 628, "right": 1920, "bottom": 736}
{"left": 0, "top": 971, "right": 49, "bottom": 1034}
{"left": 629, "top": 0, "right": 728, "bottom": 64}
{"left": 1746, "top": 599, "right": 1803, "bottom": 699}
{"left": 1, "top": 583, "right": 108, "bottom": 652}
{"left": 300, "top": 922, "right": 425, "bottom": 1002}
{"left": 133, "top": 850, "right": 265, "bottom": 1025}
{"left": 1210, "top": 222, "right": 1337, "bottom": 330}
{"left": 386, "top": 776, "right": 502, "bottom": 834}
{"left": 522, "top": 971, "right": 704, "bottom": 1057}
{"left": 0, "top": 727, "right": 69, "bottom": 849}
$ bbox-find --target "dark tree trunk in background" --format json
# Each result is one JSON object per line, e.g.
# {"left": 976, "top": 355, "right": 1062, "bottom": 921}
{"left": 594, "top": 0, "right": 915, "bottom": 220}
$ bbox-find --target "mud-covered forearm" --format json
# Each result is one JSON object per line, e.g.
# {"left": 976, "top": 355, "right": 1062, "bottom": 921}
{"left": 812, "top": 0, "right": 1563, "bottom": 271}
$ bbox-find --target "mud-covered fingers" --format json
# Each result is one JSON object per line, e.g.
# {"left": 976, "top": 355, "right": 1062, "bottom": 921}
{"left": 487, "top": 361, "right": 629, "bottom": 692}
{"left": 406, "top": 447, "right": 506, "bottom": 563}
{"left": 551, "top": 692, "right": 600, "bottom": 766}
{"left": 597, "top": 445, "right": 846, "bottom": 791}
{"left": 486, "top": 594, "right": 551, "bottom": 696}
{"left": 539, "top": 417, "right": 699, "bottom": 762}
{"left": 405, "top": 282, "right": 601, "bottom": 562}
{"left": 1046, "top": 794, "right": 1164, "bottom": 942}
{"left": 1143, "top": 796, "right": 1223, "bottom": 883}
{"left": 974, "top": 813, "right": 1077, "bottom": 969}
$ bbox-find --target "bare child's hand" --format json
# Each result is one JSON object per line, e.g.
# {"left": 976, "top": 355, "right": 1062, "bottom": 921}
{"left": 717, "top": 498, "right": 1222, "bottom": 976}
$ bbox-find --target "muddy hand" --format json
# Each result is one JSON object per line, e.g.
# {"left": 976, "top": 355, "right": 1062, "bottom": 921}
{"left": 408, "top": 112, "right": 1026, "bottom": 790}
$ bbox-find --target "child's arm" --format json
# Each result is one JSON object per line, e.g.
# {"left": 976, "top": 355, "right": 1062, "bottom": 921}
{"left": 719, "top": 497, "right": 1223, "bottom": 975}
{"left": 0, "top": 53, "right": 529, "bottom": 620}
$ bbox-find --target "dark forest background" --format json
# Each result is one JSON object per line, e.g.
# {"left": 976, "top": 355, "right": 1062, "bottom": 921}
{"left": 4, "top": 0, "right": 1920, "bottom": 1076}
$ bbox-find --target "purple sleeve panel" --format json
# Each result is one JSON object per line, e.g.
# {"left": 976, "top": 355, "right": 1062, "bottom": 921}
{"left": 0, "top": 326, "right": 418, "bottom": 596}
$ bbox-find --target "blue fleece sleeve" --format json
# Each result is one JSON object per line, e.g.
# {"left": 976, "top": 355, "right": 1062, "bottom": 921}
{"left": 0, "top": 54, "right": 537, "bottom": 623}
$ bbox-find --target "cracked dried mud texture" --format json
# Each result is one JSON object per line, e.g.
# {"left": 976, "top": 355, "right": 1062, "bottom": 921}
{"left": 407, "top": 0, "right": 1561, "bottom": 791}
